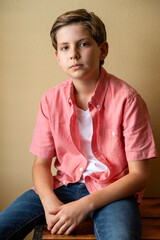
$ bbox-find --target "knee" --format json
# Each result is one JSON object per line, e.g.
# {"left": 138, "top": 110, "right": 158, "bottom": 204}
{"left": 95, "top": 226, "right": 141, "bottom": 240}
{"left": 109, "top": 227, "right": 141, "bottom": 240}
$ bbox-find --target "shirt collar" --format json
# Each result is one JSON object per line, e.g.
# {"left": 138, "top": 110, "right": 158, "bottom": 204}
{"left": 90, "top": 67, "right": 109, "bottom": 109}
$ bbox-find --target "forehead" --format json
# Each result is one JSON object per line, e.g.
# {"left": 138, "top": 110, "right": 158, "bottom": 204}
{"left": 56, "top": 24, "right": 93, "bottom": 44}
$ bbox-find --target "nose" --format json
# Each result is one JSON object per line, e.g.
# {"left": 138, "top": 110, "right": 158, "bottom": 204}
{"left": 70, "top": 46, "right": 80, "bottom": 60}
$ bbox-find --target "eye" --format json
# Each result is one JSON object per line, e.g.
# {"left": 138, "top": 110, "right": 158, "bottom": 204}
{"left": 80, "top": 42, "right": 87, "bottom": 47}
{"left": 61, "top": 46, "right": 68, "bottom": 51}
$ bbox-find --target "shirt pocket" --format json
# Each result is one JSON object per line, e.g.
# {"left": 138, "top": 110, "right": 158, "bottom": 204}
{"left": 101, "top": 128, "right": 125, "bottom": 162}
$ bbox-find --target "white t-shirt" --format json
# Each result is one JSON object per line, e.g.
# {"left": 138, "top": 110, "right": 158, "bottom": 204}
{"left": 76, "top": 106, "right": 108, "bottom": 182}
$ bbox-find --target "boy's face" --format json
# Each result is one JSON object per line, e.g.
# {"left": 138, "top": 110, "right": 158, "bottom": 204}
{"left": 55, "top": 24, "right": 107, "bottom": 83}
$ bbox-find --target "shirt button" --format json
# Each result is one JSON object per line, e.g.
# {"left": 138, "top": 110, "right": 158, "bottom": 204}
{"left": 96, "top": 104, "right": 101, "bottom": 109}
{"left": 112, "top": 131, "right": 115, "bottom": 136}
{"left": 63, "top": 180, "right": 66, "bottom": 185}
{"left": 68, "top": 98, "right": 72, "bottom": 105}
{"left": 79, "top": 167, "right": 83, "bottom": 172}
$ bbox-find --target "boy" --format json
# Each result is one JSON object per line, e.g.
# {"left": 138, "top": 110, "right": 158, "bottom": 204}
{"left": 0, "top": 9, "right": 157, "bottom": 240}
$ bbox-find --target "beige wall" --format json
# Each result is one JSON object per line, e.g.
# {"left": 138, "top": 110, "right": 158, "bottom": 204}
{"left": 0, "top": 0, "right": 160, "bottom": 213}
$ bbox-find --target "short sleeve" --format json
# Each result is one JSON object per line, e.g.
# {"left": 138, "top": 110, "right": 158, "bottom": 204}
{"left": 123, "top": 93, "right": 157, "bottom": 161}
{"left": 29, "top": 93, "right": 56, "bottom": 159}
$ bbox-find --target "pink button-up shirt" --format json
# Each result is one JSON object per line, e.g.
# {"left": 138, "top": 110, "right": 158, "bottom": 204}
{"left": 30, "top": 67, "right": 157, "bottom": 197}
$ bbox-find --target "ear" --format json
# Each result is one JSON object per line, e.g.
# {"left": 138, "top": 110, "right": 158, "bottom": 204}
{"left": 99, "top": 42, "right": 109, "bottom": 61}
{"left": 55, "top": 51, "right": 61, "bottom": 65}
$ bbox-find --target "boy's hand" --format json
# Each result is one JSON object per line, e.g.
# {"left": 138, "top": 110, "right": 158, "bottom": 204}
{"left": 44, "top": 200, "right": 64, "bottom": 231}
{"left": 48, "top": 198, "right": 90, "bottom": 235}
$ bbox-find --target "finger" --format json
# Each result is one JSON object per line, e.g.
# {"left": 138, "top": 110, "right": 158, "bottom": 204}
{"left": 47, "top": 215, "right": 59, "bottom": 231}
{"left": 51, "top": 219, "right": 66, "bottom": 235}
{"left": 51, "top": 217, "right": 74, "bottom": 235}
{"left": 55, "top": 222, "right": 71, "bottom": 235}
{"left": 64, "top": 224, "right": 76, "bottom": 235}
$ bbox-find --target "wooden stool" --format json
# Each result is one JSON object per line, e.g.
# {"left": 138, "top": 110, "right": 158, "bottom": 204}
{"left": 32, "top": 198, "right": 160, "bottom": 240}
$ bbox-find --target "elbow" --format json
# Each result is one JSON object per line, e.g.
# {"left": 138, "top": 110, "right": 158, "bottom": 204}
{"left": 135, "top": 169, "right": 150, "bottom": 192}
{"left": 142, "top": 170, "right": 150, "bottom": 189}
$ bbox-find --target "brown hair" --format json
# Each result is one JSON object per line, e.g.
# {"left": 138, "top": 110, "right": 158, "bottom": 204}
{"left": 50, "top": 9, "right": 107, "bottom": 65}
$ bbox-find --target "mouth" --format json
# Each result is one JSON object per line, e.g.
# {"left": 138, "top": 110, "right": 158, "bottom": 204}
{"left": 70, "top": 64, "right": 83, "bottom": 69}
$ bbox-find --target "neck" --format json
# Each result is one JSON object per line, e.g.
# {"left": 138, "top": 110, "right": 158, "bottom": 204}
{"left": 74, "top": 79, "right": 97, "bottom": 95}
{"left": 73, "top": 74, "right": 100, "bottom": 110}
{"left": 72, "top": 67, "right": 100, "bottom": 95}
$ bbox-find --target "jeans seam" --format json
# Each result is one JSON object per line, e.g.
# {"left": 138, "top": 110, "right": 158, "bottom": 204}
{"left": 93, "top": 220, "right": 102, "bottom": 240}
{"left": 7, "top": 212, "right": 45, "bottom": 240}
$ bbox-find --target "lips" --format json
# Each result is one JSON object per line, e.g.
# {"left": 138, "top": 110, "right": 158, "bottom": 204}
{"left": 70, "top": 63, "right": 83, "bottom": 69}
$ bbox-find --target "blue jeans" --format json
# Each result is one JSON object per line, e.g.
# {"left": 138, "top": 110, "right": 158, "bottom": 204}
{"left": 0, "top": 183, "right": 141, "bottom": 240}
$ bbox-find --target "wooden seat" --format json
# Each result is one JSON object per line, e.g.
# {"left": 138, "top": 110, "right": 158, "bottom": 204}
{"left": 32, "top": 198, "right": 160, "bottom": 240}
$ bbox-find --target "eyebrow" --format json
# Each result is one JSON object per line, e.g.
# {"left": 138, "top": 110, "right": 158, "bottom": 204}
{"left": 57, "top": 38, "right": 91, "bottom": 46}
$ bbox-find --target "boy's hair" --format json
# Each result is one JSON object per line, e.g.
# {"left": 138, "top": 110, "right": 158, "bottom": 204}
{"left": 50, "top": 9, "right": 107, "bottom": 65}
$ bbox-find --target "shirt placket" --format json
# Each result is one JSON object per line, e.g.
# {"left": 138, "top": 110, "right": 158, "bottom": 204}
{"left": 90, "top": 104, "right": 109, "bottom": 167}
{"left": 68, "top": 99, "right": 87, "bottom": 181}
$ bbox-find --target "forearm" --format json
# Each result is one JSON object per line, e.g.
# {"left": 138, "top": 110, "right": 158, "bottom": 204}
{"left": 84, "top": 160, "right": 149, "bottom": 212}
{"left": 32, "top": 156, "right": 62, "bottom": 211}
{"left": 86, "top": 173, "right": 145, "bottom": 212}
